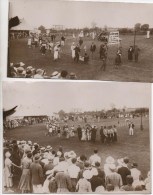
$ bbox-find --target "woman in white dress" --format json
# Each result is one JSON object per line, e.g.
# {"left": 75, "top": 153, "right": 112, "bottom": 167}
{"left": 81, "top": 128, "right": 87, "bottom": 141}
{"left": 3, "top": 151, "right": 21, "bottom": 192}
{"left": 54, "top": 44, "right": 60, "bottom": 61}
{"left": 71, "top": 42, "right": 76, "bottom": 59}
{"left": 27, "top": 37, "right": 32, "bottom": 48}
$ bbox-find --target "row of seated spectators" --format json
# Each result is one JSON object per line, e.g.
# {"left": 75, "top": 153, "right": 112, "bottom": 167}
{"left": 3, "top": 139, "right": 151, "bottom": 193}
{"left": 10, "top": 62, "right": 77, "bottom": 79}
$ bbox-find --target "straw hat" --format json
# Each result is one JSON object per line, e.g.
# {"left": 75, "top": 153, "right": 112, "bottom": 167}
{"left": 106, "top": 156, "right": 115, "bottom": 164}
{"left": 46, "top": 145, "right": 52, "bottom": 150}
{"left": 109, "top": 164, "right": 116, "bottom": 171}
{"left": 68, "top": 151, "right": 76, "bottom": 159}
{"left": 57, "top": 151, "right": 62, "bottom": 157}
{"left": 51, "top": 71, "right": 60, "bottom": 77}
{"left": 46, "top": 170, "right": 53, "bottom": 175}
{"left": 34, "top": 155, "right": 41, "bottom": 162}
{"left": 20, "top": 62, "right": 25, "bottom": 66}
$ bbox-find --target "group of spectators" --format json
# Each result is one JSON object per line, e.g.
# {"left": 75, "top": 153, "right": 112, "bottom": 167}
{"left": 3, "top": 139, "right": 150, "bottom": 193}
{"left": 9, "top": 62, "right": 77, "bottom": 79}
{"left": 4, "top": 117, "right": 45, "bottom": 130}
{"left": 10, "top": 32, "right": 28, "bottom": 40}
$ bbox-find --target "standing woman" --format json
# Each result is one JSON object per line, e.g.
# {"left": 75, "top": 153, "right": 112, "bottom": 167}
{"left": 76, "top": 170, "right": 92, "bottom": 192}
{"left": 71, "top": 42, "right": 76, "bottom": 59}
{"left": 54, "top": 44, "right": 59, "bottom": 61}
{"left": 18, "top": 152, "right": 33, "bottom": 193}
{"left": 41, "top": 41, "right": 46, "bottom": 55}
{"left": 81, "top": 127, "right": 87, "bottom": 141}
{"left": 115, "top": 48, "right": 122, "bottom": 68}
{"left": 4, "top": 151, "right": 21, "bottom": 192}
{"left": 27, "top": 37, "right": 32, "bottom": 48}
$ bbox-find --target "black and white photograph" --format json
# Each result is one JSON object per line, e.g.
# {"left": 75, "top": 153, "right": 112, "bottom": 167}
{"left": 8, "top": 0, "right": 153, "bottom": 82}
{"left": 2, "top": 81, "right": 151, "bottom": 193}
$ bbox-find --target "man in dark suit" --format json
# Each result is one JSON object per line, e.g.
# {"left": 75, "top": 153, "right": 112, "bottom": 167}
{"left": 90, "top": 42, "right": 96, "bottom": 58}
{"left": 100, "top": 126, "right": 105, "bottom": 143}
{"left": 74, "top": 44, "right": 80, "bottom": 63}
{"left": 77, "top": 125, "right": 82, "bottom": 141}
{"left": 118, "top": 157, "right": 131, "bottom": 185}
{"left": 91, "top": 126, "right": 97, "bottom": 142}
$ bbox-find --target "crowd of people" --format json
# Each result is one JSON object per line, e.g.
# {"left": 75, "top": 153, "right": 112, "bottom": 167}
{"left": 9, "top": 62, "right": 77, "bottom": 79}
{"left": 3, "top": 139, "right": 150, "bottom": 193}
{"left": 9, "top": 31, "right": 141, "bottom": 79}
{"left": 44, "top": 118, "right": 137, "bottom": 145}
{"left": 4, "top": 117, "right": 46, "bottom": 130}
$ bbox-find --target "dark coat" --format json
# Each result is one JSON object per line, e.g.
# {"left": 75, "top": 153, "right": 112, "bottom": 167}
{"left": 30, "top": 162, "right": 44, "bottom": 185}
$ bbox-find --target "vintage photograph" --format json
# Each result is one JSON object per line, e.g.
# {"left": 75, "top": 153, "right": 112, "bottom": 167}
{"left": 2, "top": 81, "right": 151, "bottom": 193}
{"left": 8, "top": 0, "right": 153, "bottom": 82}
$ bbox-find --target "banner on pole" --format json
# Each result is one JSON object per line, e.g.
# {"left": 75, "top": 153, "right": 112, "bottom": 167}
{"left": 108, "top": 31, "right": 120, "bottom": 45}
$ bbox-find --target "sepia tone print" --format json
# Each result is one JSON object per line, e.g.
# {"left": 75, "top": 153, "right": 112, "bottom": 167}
{"left": 8, "top": 0, "right": 153, "bottom": 82}
{"left": 2, "top": 81, "right": 151, "bottom": 193}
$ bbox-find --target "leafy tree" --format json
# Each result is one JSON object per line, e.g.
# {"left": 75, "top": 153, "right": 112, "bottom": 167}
{"left": 141, "top": 24, "right": 149, "bottom": 31}
{"left": 38, "top": 25, "right": 46, "bottom": 33}
{"left": 134, "top": 23, "right": 141, "bottom": 31}
{"left": 58, "top": 110, "right": 65, "bottom": 118}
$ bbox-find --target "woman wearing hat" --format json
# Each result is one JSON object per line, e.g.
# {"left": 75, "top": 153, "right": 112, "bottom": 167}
{"left": 71, "top": 42, "right": 76, "bottom": 59}
{"left": 54, "top": 44, "right": 60, "bottom": 61}
{"left": 18, "top": 152, "right": 33, "bottom": 193}
{"left": 3, "top": 151, "right": 21, "bottom": 192}
{"left": 104, "top": 156, "right": 115, "bottom": 176}
{"left": 76, "top": 170, "right": 92, "bottom": 192}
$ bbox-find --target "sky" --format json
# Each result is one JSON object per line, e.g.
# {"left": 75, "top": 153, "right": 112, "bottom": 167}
{"left": 2, "top": 81, "right": 151, "bottom": 116}
{"left": 9, "top": 0, "right": 153, "bottom": 29}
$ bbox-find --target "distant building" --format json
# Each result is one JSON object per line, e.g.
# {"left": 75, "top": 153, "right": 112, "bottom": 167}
{"left": 52, "top": 25, "right": 65, "bottom": 31}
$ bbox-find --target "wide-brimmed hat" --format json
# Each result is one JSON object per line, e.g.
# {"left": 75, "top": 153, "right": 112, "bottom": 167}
{"left": 57, "top": 151, "right": 62, "bottom": 157}
{"left": 68, "top": 151, "right": 76, "bottom": 159}
{"left": 34, "top": 155, "right": 41, "bottom": 162}
{"left": 20, "top": 62, "right": 25, "bottom": 66}
{"left": 109, "top": 164, "right": 116, "bottom": 171}
{"left": 51, "top": 71, "right": 60, "bottom": 77}
{"left": 117, "top": 158, "right": 124, "bottom": 166}
{"left": 27, "top": 141, "right": 32, "bottom": 145}
{"left": 26, "top": 66, "right": 33, "bottom": 70}
{"left": 131, "top": 162, "right": 138, "bottom": 168}
{"left": 46, "top": 170, "right": 53, "bottom": 175}
{"left": 46, "top": 145, "right": 52, "bottom": 150}
{"left": 106, "top": 156, "right": 115, "bottom": 164}
{"left": 83, "top": 170, "right": 92, "bottom": 180}
{"left": 40, "top": 147, "right": 45, "bottom": 152}
{"left": 17, "top": 67, "right": 25, "bottom": 74}
{"left": 36, "top": 69, "right": 44, "bottom": 75}
{"left": 48, "top": 155, "right": 54, "bottom": 161}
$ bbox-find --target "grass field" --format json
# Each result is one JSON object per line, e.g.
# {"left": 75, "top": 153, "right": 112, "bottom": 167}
{"left": 9, "top": 35, "right": 153, "bottom": 82}
{"left": 4, "top": 117, "right": 150, "bottom": 178}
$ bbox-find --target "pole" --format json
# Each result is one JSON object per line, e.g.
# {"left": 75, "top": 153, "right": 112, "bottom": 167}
{"left": 133, "top": 28, "right": 136, "bottom": 50}
{"left": 140, "top": 110, "right": 143, "bottom": 131}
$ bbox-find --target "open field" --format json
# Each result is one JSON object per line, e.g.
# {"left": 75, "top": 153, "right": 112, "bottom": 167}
{"left": 4, "top": 117, "right": 150, "bottom": 178}
{"left": 9, "top": 35, "right": 153, "bottom": 82}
